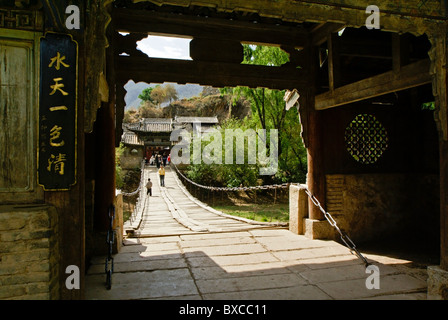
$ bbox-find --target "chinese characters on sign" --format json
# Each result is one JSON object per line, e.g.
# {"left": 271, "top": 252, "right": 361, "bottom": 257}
{"left": 39, "top": 33, "right": 77, "bottom": 190}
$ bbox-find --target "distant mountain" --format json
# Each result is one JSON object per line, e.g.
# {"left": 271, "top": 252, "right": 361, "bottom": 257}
{"left": 124, "top": 81, "right": 204, "bottom": 109}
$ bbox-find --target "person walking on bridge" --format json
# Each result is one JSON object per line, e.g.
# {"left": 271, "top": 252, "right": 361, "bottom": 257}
{"left": 158, "top": 165, "right": 165, "bottom": 187}
{"left": 146, "top": 178, "right": 152, "bottom": 196}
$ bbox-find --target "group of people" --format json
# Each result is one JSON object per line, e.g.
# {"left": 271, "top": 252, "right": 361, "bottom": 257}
{"left": 147, "top": 153, "right": 170, "bottom": 168}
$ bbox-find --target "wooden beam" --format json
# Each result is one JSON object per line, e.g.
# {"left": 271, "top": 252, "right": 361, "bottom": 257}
{"left": 441, "top": 140, "right": 448, "bottom": 270}
{"left": 311, "top": 22, "right": 345, "bottom": 46}
{"left": 315, "top": 59, "right": 431, "bottom": 110}
{"left": 113, "top": 8, "right": 308, "bottom": 48}
{"left": 392, "top": 33, "right": 410, "bottom": 73}
{"left": 327, "top": 33, "right": 341, "bottom": 92}
{"left": 115, "top": 56, "right": 308, "bottom": 90}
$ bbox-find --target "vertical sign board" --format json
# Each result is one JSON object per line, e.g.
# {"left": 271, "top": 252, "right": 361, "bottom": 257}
{"left": 38, "top": 33, "right": 77, "bottom": 190}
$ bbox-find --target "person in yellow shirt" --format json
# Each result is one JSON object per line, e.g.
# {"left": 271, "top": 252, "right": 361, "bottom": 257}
{"left": 158, "top": 165, "right": 165, "bottom": 187}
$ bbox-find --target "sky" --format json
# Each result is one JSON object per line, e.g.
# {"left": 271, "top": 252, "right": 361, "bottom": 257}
{"left": 136, "top": 35, "right": 192, "bottom": 60}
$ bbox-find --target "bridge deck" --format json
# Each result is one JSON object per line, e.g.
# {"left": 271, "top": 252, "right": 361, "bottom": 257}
{"left": 131, "top": 166, "right": 281, "bottom": 237}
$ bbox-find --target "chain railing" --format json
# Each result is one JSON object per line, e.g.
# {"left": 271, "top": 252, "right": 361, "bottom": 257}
{"left": 303, "top": 187, "right": 370, "bottom": 267}
{"left": 122, "top": 160, "right": 147, "bottom": 228}
{"left": 171, "top": 162, "right": 290, "bottom": 192}
{"left": 171, "top": 162, "right": 370, "bottom": 267}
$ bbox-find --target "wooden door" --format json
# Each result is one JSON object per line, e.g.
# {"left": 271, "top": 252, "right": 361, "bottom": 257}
{"left": 0, "top": 29, "right": 42, "bottom": 203}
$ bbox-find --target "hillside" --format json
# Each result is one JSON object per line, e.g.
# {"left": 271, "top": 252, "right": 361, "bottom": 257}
{"left": 165, "top": 94, "right": 251, "bottom": 122}
{"left": 124, "top": 93, "right": 251, "bottom": 123}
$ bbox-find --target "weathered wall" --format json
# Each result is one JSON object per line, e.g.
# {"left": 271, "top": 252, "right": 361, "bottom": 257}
{"left": 120, "top": 147, "right": 144, "bottom": 170}
{"left": 326, "top": 173, "right": 440, "bottom": 243}
{"left": 0, "top": 205, "right": 59, "bottom": 300}
{"left": 318, "top": 86, "right": 440, "bottom": 243}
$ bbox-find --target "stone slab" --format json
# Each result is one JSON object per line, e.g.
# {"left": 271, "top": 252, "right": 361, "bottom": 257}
{"left": 203, "top": 285, "right": 332, "bottom": 300}
{"left": 183, "top": 243, "right": 267, "bottom": 257}
{"left": 316, "top": 274, "right": 427, "bottom": 300}
{"left": 196, "top": 273, "right": 308, "bottom": 294}
{"left": 190, "top": 261, "right": 293, "bottom": 280}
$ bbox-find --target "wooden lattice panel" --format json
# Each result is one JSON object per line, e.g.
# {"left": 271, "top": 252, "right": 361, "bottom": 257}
{"left": 345, "top": 114, "right": 389, "bottom": 165}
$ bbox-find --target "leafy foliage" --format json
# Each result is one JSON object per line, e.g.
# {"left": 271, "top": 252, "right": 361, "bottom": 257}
{"left": 218, "top": 44, "right": 307, "bottom": 184}
{"left": 185, "top": 118, "right": 261, "bottom": 187}
{"left": 138, "top": 87, "right": 154, "bottom": 103}
{"left": 115, "top": 143, "right": 125, "bottom": 189}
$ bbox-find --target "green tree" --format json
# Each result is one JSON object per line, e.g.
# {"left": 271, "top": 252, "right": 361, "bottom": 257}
{"left": 220, "top": 44, "right": 307, "bottom": 183}
{"left": 138, "top": 87, "right": 154, "bottom": 103}
{"left": 185, "top": 118, "right": 260, "bottom": 187}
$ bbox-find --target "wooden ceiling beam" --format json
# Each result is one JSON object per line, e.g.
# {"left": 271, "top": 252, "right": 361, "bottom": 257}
{"left": 113, "top": 8, "right": 309, "bottom": 48}
{"left": 315, "top": 59, "right": 431, "bottom": 110}
{"left": 311, "top": 22, "right": 345, "bottom": 46}
{"left": 115, "top": 56, "right": 308, "bottom": 91}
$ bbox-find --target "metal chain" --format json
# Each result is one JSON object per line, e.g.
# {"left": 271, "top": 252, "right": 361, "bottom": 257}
{"left": 105, "top": 204, "right": 115, "bottom": 290}
{"left": 122, "top": 161, "right": 147, "bottom": 225}
{"left": 303, "top": 187, "right": 370, "bottom": 267}
{"left": 171, "top": 162, "right": 290, "bottom": 192}
{"left": 121, "top": 160, "right": 146, "bottom": 197}
{"left": 172, "top": 163, "right": 369, "bottom": 266}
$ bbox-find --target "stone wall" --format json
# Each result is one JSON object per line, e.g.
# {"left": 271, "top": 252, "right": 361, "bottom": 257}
{"left": 0, "top": 205, "right": 59, "bottom": 300}
{"left": 120, "top": 147, "right": 144, "bottom": 169}
{"left": 290, "top": 173, "right": 440, "bottom": 244}
{"left": 326, "top": 173, "right": 440, "bottom": 243}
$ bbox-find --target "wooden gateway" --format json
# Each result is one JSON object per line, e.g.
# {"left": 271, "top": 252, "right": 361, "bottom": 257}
{"left": 1, "top": 0, "right": 448, "bottom": 299}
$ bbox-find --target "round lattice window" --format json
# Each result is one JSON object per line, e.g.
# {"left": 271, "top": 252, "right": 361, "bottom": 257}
{"left": 345, "top": 114, "right": 389, "bottom": 164}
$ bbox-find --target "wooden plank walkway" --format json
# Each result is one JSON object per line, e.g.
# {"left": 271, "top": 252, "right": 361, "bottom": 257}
{"left": 132, "top": 166, "right": 282, "bottom": 237}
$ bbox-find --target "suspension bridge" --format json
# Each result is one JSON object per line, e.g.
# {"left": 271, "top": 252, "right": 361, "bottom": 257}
{"left": 122, "top": 165, "right": 287, "bottom": 237}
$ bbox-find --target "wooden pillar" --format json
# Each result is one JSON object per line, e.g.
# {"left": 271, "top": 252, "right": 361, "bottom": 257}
{"left": 429, "top": 27, "right": 448, "bottom": 271}
{"left": 327, "top": 33, "right": 341, "bottom": 92}
{"left": 302, "top": 44, "right": 325, "bottom": 221}
{"left": 306, "top": 104, "right": 325, "bottom": 220}
{"left": 392, "top": 33, "right": 410, "bottom": 74}
{"left": 93, "top": 78, "right": 115, "bottom": 232}
{"left": 441, "top": 139, "right": 448, "bottom": 270}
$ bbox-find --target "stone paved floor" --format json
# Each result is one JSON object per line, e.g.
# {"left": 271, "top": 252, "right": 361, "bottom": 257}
{"left": 85, "top": 229, "right": 428, "bottom": 300}
{"left": 85, "top": 167, "right": 429, "bottom": 300}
